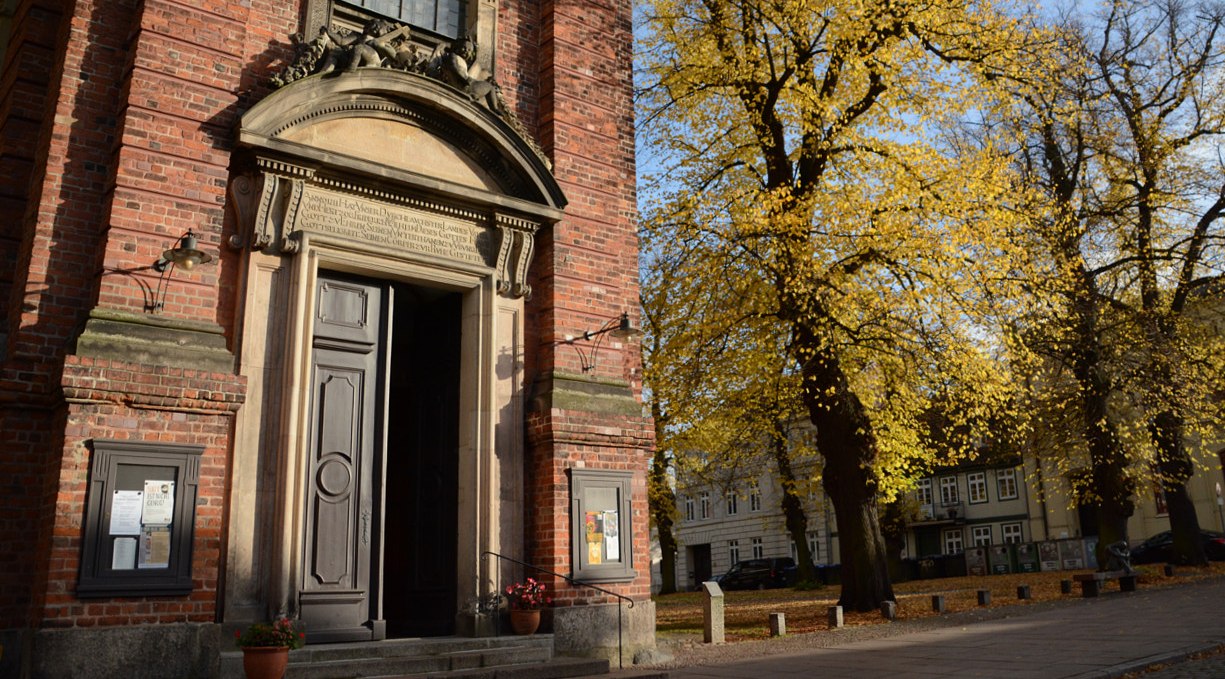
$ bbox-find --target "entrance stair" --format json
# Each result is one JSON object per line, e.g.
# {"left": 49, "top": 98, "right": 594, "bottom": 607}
{"left": 220, "top": 635, "right": 617, "bottom": 678}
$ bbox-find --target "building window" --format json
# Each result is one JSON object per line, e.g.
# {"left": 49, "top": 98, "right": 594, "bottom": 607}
{"left": 726, "top": 491, "right": 739, "bottom": 516}
{"left": 1154, "top": 488, "right": 1169, "bottom": 515}
{"left": 749, "top": 483, "right": 762, "bottom": 512}
{"left": 684, "top": 496, "right": 694, "bottom": 522}
{"left": 940, "top": 476, "right": 959, "bottom": 505}
{"left": 943, "top": 528, "right": 964, "bottom": 555}
{"left": 699, "top": 491, "right": 711, "bottom": 520}
{"left": 1002, "top": 522, "right": 1023, "bottom": 544}
{"left": 917, "top": 478, "right": 933, "bottom": 508}
{"left": 569, "top": 468, "right": 635, "bottom": 582}
{"left": 972, "top": 525, "right": 992, "bottom": 546}
{"left": 77, "top": 440, "right": 203, "bottom": 597}
{"left": 997, "top": 468, "right": 1019, "bottom": 500}
{"left": 751, "top": 537, "right": 764, "bottom": 559}
{"left": 807, "top": 532, "right": 819, "bottom": 563}
{"left": 968, "top": 472, "right": 987, "bottom": 504}
{"left": 342, "top": 0, "right": 466, "bottom": 39}
{"left": 728, "top": 540, "right": 740, "bottom": 564}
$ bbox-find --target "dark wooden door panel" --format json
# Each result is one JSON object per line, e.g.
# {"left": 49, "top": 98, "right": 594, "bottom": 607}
{"left": 300, "top": 275, "right": 384, "bottom": 642}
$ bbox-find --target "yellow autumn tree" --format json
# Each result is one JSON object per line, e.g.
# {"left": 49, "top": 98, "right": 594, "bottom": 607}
{"left": 638, "top": 0, "right": 1035, "bottom": 609}
{"left": 997, "top": 0, "right": 1225, "bottom": 564}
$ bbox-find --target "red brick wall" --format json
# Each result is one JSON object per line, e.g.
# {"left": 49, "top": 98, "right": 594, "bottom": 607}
{"left": 525, "top": 0, "right": 655, "bottom": 605}
{"left": 0, "top": 0, "right": 282, "bottom": 629}
{"left": 36, "top": 356, "right": 245, "bottom": 627}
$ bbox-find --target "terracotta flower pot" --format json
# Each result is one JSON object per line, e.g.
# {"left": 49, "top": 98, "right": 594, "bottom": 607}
{"left": 242, "top": 646, "right": 289, "bottom": 679}
{"left": 509, "top": 608, "right": 541, "bottom": 635}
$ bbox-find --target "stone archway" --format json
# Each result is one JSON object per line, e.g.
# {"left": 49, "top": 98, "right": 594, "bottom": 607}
{"left": 222, "top": 68, "right": 564, "bottom": 639}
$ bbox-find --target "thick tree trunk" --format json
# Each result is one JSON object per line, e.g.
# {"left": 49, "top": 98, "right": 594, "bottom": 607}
{"left": 771, "top": 432, "right": 815, "bottom": 583}
{"left": 823, "top": 466, "right": 893, "bottom": 610}
{"left": 1068, "top": 291, "right": 1134, "bottom": 567}
{"left": 1151, "top": 409, "right": 1207, "bottom": 566}
{"left": 796, "top": 326, "right": 894, "bottom": 610}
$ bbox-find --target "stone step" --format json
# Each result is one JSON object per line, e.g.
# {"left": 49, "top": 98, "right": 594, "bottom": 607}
{"left": 222, "top": 636, "right": 569, "bottom": 679}
{"left": 371, "top": 656, "right": 611, "bottom": 678}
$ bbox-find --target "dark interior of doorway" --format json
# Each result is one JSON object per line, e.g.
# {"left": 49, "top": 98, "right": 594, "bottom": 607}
{"left": 382, "top": 282, "right": 461, "bottom": 638}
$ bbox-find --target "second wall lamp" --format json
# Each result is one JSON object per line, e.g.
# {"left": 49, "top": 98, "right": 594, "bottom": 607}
{"left": 559, "top": 311, "right": 642, "bottom": 373}
{"left": 148, "top": 230, "right": 214, "bottom": 313}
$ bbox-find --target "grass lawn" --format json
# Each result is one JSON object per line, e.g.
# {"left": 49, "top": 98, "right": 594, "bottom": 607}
{"left": 653, "top": 563, "right": 1225, "bottom": 642}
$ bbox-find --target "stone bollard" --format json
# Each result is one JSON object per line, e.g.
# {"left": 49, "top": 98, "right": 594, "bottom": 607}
{"left": 1164, "top": 564, "right": 1175, "bottom": 577}
{"left": 702, "top": 581, "right": 725, "bottom": 644}
{"left": 880, "top": 600, "right": 897, "bottom": 621}
{"left": 977, "top": 589, "right": 991, "bottom": 606}
{"left": 827, "top": 605, "right": 844, "bottom": 629}
{"left": 1017, "top": 585, "right": 1031, "bottom": 600}
{"left": 1060, "top": 579, "right": 1073, "bottom": 594}
{"left": 931, "top": 595, "right": 946, "bottom": 613}
{"left": 769, "top": 612, "right": 786, "bottom": 637}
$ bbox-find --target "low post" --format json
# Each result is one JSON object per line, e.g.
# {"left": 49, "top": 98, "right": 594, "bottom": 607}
{"left": 1163, "top": 565, "right": 1175, "bottom": 577}
{"left": 977, "top": 589, "right": 991, "bottom": 606}
{"left": 769, "top": 612, "right": 786, "bottom": 637}
{"left": 702, "top": 581, "right": 725, "bottom": 644}
{"left": 1060, "top": 579, "right": 1073, "bottom": 594}
{"left": 827, "top": 605, "right": 843, "bottom": 629}
{"left": 931, "top": 595, "right": 946, "bottom": 613}
{"left": 1017, "top": 585, "right": 1031, "bottom": 600}
{"left": 880, "top": 601, "right": 897, "bottom": 621}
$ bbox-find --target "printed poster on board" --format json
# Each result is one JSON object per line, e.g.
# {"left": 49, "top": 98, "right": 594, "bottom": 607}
{"left": 109, "top": 490, "right": 143, "bottom": 536}
{"left": 603, "top": 510, "right": 620, "bottom": 561}
{"left": 142, "top": 480, "right": 174, "bottom": 526}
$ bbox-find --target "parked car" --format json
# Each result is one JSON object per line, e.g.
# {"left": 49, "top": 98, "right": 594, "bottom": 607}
{"left": 1129, "top": 530, "right": 1225, "bottom": 564}
{"left": 714, "top": 557, "right": 795, "bottom": 590}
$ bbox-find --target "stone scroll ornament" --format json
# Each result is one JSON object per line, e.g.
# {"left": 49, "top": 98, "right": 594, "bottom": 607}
{"left": 270, "top": 20, "right": 550, "bottom": 170}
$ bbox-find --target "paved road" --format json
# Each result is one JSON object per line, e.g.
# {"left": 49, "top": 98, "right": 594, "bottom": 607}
{"left": 657, "top": 577, "right": 1225, "bottom": 679}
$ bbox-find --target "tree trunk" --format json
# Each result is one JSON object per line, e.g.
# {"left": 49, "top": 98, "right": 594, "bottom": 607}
{"left": 796, "top": 326, "right": 894, "bottom": 610}
{"left": 770, "top": 430, "right": 814, "bottom": 584}
{"left": 1151, "top": 409, "right": 1207, "bottom": 565}
{"left": 649, "top": 454, "right": 680, "bottom": 594}
{"left": 649, "top": 400, "right": 680, "bottom": 594}
{"left": 1068, "top": 289, "right": 1134, "bottom": 567}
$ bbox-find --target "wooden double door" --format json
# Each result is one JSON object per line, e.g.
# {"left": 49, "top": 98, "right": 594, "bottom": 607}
{"left": 300, "top": 273, "right": 461, "bottom": 642}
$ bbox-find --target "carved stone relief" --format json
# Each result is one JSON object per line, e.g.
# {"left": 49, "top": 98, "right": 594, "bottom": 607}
{"left": 230, "top": 161, "right": 538, "bottom": 299}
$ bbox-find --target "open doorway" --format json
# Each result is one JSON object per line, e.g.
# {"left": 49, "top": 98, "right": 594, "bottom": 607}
{"left": 382, "top": 282, "right": 462, "bottom": 638}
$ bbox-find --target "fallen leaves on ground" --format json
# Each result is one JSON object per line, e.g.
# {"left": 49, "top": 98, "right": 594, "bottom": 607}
{"left": 654, "top": 563, "right": 1225, "bottom": 642}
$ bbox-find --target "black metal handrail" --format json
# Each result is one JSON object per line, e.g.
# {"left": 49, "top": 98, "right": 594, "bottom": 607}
{"left": 480, "top": 551, "right": 633, "bottom": 668}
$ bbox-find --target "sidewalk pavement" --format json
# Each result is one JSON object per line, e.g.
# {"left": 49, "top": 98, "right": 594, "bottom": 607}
{"left": 655, "top": 577, "right": 1225, "bottom": 679}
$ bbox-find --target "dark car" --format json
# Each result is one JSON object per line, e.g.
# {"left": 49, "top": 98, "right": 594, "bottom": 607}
{"left": 1129, "top": 530, "right": 1225, "bottom": 564}
{"left": 714, "top": 557, "right": 795, "bottom": 590}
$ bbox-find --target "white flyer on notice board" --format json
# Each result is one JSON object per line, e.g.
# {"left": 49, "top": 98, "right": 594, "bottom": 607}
{"left": 109, "top": 490, "right": 143, "bottom": 536}
{"left": 142, "top": 480, "right": 174, "bottom": 526}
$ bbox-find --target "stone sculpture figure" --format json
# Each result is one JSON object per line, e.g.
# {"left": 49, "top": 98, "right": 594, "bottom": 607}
{"left": 317, "top": 19, "right": 404, "bottom": 74}
{"left": 266, "top": 24, "right": 551, "bottom": 169}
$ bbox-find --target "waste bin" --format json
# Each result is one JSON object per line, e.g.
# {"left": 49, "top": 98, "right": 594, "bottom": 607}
{"left": 988, "top": 544, "right": 1014, "bottom": 574}
{"left": 1015, "top": 542, "right": 1040, "bottom": 573}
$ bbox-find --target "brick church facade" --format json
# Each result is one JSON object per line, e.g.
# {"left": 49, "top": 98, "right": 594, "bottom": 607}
{"left": 0, "top": 0, "right": 653, "bottom": 675}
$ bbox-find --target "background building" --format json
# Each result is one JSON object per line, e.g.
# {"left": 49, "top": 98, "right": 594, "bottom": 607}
{"left": 0, "top": 0, "right": 653, "bottom": 676}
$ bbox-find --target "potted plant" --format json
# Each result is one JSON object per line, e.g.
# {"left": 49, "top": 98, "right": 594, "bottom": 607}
{"left": 504, "top": 577, "right": 551, "bottom": 635}
{"left": 235, "top": 617, "right": 304, "bottom": 679}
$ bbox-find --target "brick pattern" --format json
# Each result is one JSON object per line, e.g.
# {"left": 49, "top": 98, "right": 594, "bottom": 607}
{"left": 0, "top": 0, "right": 280, "bottom": 629}
{"left": 0, "top": 0, "right": 64, "bottom": 319}
{"left": 37, "top": 356, "right": 245, "bottom": 627}
{"left": 525, "top": 0, "right": 655, "bottom": 606}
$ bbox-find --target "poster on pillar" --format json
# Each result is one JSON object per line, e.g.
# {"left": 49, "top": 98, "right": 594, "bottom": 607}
{"left": 586, "top": 511, "right": 604, "bottom": 564}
